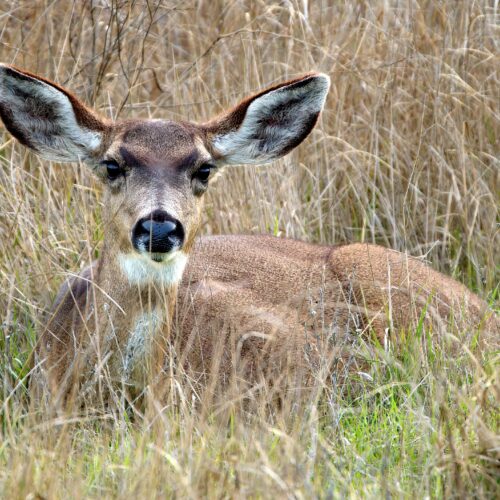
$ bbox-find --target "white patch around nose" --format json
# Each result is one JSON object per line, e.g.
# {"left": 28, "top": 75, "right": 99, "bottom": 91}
{"left": 118, "top": 251, "right": 188, "bottom": 286}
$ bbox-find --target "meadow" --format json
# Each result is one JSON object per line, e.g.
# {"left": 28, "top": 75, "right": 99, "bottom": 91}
{"left": 0, "top": 0, "right": 498, "bottom": 497}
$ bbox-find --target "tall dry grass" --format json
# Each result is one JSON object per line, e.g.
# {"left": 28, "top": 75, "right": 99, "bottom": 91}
{"left": 0, "top": 0, "right": 498, "bottom": 498}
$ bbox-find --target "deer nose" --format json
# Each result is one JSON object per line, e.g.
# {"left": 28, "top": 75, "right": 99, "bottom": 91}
{"left": 132, "top": 210, "right": 185, "bottom": 255}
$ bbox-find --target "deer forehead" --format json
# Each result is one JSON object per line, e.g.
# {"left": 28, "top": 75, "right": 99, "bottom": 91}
{"left": 108, "top": 119, "right": 211, "bottom": 169}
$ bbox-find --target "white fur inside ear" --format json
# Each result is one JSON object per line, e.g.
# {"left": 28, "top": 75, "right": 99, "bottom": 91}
{"left": 0, "top": 65, "right": 102, "bottom": 162}
{"left": 118, "top": 251, "right": 188, "bottom": 287}
{"left": 213, "top": 74, "right": 330, "bottom": 165}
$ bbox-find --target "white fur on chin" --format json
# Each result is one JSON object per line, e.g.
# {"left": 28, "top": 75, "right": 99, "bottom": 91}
{"left": 118, "top": 251, "right": 188, "bottom": 287}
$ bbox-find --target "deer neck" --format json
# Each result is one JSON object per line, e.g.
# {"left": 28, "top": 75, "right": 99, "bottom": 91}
{"left": 91, "top": 246, "right": 187, "bottom": 381}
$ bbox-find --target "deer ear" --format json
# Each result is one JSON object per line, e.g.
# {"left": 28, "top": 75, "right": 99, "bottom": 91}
{"left": 0, "top": 64, "right": 107, "bottom": 162}
{"left": 206, "top": 73, "right": 330, "bottom": 165}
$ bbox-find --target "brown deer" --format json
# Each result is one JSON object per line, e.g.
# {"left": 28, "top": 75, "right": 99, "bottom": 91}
{"left": 0, "top": 65, "right": 496, "bottom": 408}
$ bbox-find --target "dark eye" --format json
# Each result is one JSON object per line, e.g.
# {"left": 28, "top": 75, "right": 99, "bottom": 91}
{"left": 192, "top": 164, "right": 213, "bottom": 184}
{"left": 103, "top": 160, "right": 125, "bottom": 181}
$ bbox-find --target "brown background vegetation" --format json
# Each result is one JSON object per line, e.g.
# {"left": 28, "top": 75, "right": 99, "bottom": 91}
{"left": 0, "top": 1, "right": 498, "bottom": 497}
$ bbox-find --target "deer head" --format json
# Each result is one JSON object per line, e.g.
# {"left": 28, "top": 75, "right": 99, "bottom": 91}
{"left": 0, "top": 65, "right": 330, "bottom": 289}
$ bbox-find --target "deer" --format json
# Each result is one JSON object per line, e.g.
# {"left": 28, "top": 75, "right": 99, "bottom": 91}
{"left": 0, "top": 64, "right": 497, "bottom": 409}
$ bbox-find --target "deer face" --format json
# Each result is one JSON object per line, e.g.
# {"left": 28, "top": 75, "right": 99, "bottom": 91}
{"left": 97, "top": 119, "right": 212, "bottom": 285}
{"left": 0, "top": 65, "right": 329, "bottom": 286}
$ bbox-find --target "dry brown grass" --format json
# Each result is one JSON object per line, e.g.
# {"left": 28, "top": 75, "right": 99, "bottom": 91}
{"left": 0, "top": 1, "right": 498, "bottom": 498}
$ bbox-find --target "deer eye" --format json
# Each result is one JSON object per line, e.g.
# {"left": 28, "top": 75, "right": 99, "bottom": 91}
{"left": 102, "top": 160, "right": 125, "bottom": 181}
{"left": 192, "top": 164, "right": 213, "bottom": 184}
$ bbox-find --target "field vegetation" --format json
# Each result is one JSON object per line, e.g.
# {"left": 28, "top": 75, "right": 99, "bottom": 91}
{"left": 0, "top": 0, "right": 498, "bottom": 498}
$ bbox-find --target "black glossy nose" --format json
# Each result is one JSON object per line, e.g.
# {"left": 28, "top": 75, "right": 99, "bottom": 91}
{"left": 132, "top": 210, "right": 184, "bottom": 255}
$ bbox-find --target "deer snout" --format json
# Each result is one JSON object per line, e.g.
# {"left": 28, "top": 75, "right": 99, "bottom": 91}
{"left": 132, "top": 210, "right": 185, "bottom": 258}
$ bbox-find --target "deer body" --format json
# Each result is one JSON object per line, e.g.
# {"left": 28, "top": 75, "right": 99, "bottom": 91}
{"left": 40, "top": 234, "right": 494, "bottom": 404}
{"left": 0, "top": 65, "right": 496, "bottom": 406}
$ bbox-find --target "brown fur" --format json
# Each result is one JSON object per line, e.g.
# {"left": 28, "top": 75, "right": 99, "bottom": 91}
{"left": 175, "top": 236, "right": 497, "bottom": 376}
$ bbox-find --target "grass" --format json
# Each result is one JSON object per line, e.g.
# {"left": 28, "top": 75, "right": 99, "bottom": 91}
{"left": 0, "top": 0, "right": 499, "bottom": 498}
